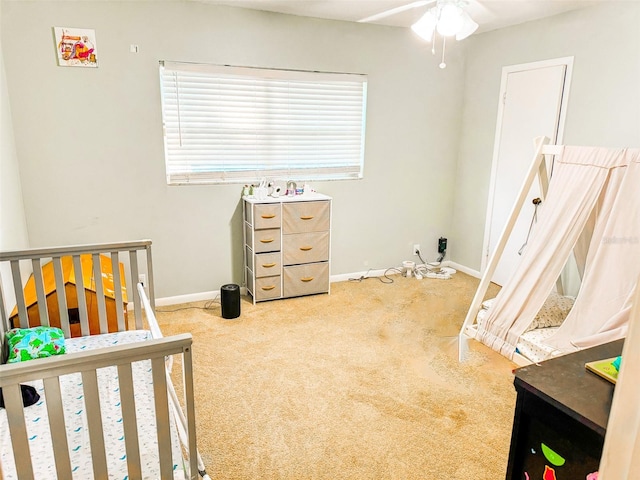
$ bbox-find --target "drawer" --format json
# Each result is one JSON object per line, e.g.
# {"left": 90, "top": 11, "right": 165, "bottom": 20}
{"left": 254, "top": 275, "right": 282, "bottom": 301}
{"left": 284, "top": 263, "right": 329, "bottom": 298}
{"left": 254, "top": 252, "right": 281, "bottom": 278}
{"left": 283, "top": 201, "right": 330, "bottom": 233}
{"left": 247, "top": 225, "right": 281, "bottom": 253}
{"left": 282, "top": 231, "right": 329, "bottom": 265}
{"left": 252, "top": 203, "right": 281, "bottom": 229}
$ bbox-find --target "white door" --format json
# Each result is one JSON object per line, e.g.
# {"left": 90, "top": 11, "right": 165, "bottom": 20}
{"left": 482, "top": 58, "right": 573, "bottom": 286}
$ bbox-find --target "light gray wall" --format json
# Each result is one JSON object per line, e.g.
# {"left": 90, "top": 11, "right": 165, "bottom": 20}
{"left": 451, "top": 2, "right": 640, "bottom": 272}
{"left": 0, "top": 34, "right": 30, "bottom": 316}
{"left": 1, "top": 1, "right": 465, "bottom": 298}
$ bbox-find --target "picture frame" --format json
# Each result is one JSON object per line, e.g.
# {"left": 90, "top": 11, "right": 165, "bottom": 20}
{"left": 54, "top": 27, "right": 98, "bottom": 68}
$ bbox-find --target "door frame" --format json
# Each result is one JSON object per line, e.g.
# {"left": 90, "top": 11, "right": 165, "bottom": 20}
{"left": 480, "top": 56, "right": 574, "bottom": 274}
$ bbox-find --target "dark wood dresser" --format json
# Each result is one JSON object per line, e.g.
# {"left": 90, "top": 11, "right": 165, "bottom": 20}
{"left": 505, "top": 339, "right": 623, "bottom": 480}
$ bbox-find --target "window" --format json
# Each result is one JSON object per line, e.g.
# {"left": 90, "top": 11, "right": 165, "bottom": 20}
{"left": 159, "top": 61, "right": 367, "bottom": 185}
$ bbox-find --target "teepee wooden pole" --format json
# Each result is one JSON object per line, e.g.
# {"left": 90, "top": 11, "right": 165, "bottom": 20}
{"left": 458, "top": 136, "right": 552, "bottom": 361}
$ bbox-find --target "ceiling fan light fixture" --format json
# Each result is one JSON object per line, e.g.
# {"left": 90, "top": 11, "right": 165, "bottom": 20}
{"left": 436, "top": 3, "right": 464, "bottom": 37}
{"left": 411, "top": 1, "right": 477, "bottom": 41}
{"left": 411, "top": 9, "right": 437, "bottom": 41}
{"left": 455, "top": 11, "right": 478, "bottom": 40}
{"left": 410, "top": 0, "right": 477, "bottom": 69}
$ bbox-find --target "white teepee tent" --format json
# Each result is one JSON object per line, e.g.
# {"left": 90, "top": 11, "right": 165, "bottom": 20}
{"left": 460, "top": 137, "right": 640, "bottom": 362}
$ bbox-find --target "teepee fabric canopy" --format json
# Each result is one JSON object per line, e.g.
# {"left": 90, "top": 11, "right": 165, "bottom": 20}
{"left": 476, "top": 146, "right": 640, "bottom": 359}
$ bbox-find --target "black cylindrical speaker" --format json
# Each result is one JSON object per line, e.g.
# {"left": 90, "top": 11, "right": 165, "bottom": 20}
{"left": 221, "top": 284, "right": 240, "bottom": 319}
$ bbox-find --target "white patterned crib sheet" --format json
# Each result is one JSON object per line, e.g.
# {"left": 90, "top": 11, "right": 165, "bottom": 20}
{"left": 516, "top": 327, "right": 562, "bottom": 364}
{"left": 476, "top": 304, "right": 565, "bottom": 364}
{"left": 0, "top": 330, "right": 184, "bottom": 479}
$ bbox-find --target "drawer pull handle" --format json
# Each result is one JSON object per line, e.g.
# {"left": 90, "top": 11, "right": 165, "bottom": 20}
{"left": 301, "top": 277, "right": 314, "bottom": 282}
{"left": 260, "top": 238, "right": 274, "bottom": 243}
{"left": 300, "top": 215, "right": 314, "bottom": 220}
{"left": 299, "top": 246, "right": 313, "bottom": 251}
{"left": 261, "top": 285, "right": 276, "bottom": 291}
{"left": 262, "top": 262, "right": 276, "bottom": 268}
{"left": 261, "top": 214, "right": 276, "bottom": 219}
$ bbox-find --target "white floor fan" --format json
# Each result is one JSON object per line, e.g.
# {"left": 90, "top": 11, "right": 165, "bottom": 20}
{"left": 359, "top": 0, "right": 482, "bottom": 68}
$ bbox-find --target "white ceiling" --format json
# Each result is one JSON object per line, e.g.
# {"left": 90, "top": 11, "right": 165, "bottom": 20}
{"left": 195, "top": 0, "right": 608, "bottom": 33}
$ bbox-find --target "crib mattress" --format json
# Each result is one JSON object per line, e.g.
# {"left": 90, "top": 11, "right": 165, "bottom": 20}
{"left": 0, "top": 330, "right": 185, "bottom": 480}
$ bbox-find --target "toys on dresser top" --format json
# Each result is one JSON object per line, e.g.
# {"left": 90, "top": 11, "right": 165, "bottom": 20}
{"left": 242, "top": 179, "right": 315, "bottom": 199}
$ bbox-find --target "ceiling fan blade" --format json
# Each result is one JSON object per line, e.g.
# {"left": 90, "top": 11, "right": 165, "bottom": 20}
{"left": 357, "top": 0, "right": 436, "bottom": 23}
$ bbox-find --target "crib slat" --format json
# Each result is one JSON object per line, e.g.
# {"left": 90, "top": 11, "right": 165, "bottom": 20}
{"left": 118, "top": 363, "right": 143, "bottom": 480}
{"left": 10, "top": 260, "right": 28, "bottom": 328}
{"left": 82, "top": 369, "right": 109, "bottom": 479}
{"left": 152, "top": 356, "right": 173, "bottom": 478}
{"left": 92, "top": 253, "right": 109, "bottom": 334}
{"left": 4, "top": 383, "right": 35, "bottom": 479}
{"left": 183, "top": 344, "right": 199, "bottom": 479}
{"left": 111, "top": 251, "right": 126, "bottom": 332}
{"left": 31, "top": 258, "right": 50, "bottom": 327}
{"left": 52, "top": 256, "right": 71, "bottom": 337}
{"left": 0, "top": 283, "right": 8, "bottom": 334}
{"left": 146, "top": 243, "right": 156, "bottom": 315}
{"left": 72, "top": 254, "right": 91, "bottom": 336}
{"left": 44, "top": 376, "right": 74, "bottom": 478}
{"left": 129, "top": 250, "right": 143, "bottom": 329}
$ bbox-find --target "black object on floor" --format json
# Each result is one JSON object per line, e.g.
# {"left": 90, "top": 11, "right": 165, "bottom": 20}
{"left": 0, "top": 384, "right": 40, "bottom": 409}
{"left": 221, "top": 284, "right": 241, "bottom": 319}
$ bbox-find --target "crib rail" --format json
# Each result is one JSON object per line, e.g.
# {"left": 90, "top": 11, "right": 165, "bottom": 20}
{"left": 0, "top": 333, "right": 197, "bottom": 480}
{"left": 0, "top": 240, "right": 155, "bottom": 338}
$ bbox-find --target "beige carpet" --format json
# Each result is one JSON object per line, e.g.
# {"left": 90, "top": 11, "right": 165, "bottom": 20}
{"left": 156, "top": 272, "right": 515, "bottom": 479}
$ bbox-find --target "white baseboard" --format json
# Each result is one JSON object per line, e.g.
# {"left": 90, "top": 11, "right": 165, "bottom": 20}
{"left": 443, "top": 261, "right": 481, "bottom": 279}
{"left": 330, "top": 262, "right": 481, "bottom": 281}
{"left": 153, "top": 263, "right": 477, "bottom": 307}
{"left": 154, "top": 286, "right": 248, "bottom": 307}
{"left": 330, "top": 268, "right": 391, "bottom": 283}
{"left": 154, "top": 270, "right": 392, "bottom": 306}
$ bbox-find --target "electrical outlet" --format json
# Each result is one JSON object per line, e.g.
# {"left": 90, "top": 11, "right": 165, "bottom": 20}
{"left": 138, "top": 274, "right": 146, "bottom": 287}
{"left": 438, "top": 237, "right": 447, "bottom": 254}
{"left": 413, "top": 244, "right": 420, "bottom": 256}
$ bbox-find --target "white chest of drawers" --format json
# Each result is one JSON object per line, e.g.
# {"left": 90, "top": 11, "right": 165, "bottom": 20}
{"left": 243, "top": 193, "right": 332, "bottom": 303}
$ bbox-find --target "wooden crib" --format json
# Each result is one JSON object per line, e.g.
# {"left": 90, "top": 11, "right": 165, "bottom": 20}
{"left": 0, "top": 240, "right": 209, "bottom": 479}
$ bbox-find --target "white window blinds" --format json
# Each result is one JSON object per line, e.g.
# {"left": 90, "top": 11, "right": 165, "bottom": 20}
{"left": 159, "top": 61, "right": 367, "bottom": 185}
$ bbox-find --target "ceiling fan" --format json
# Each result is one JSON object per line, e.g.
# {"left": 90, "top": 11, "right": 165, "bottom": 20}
{"left": 359, "top": 0, "right": 479, "bottom": 69}
{"left": 358, "top": 0, "right": 440, "bottom": 24}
